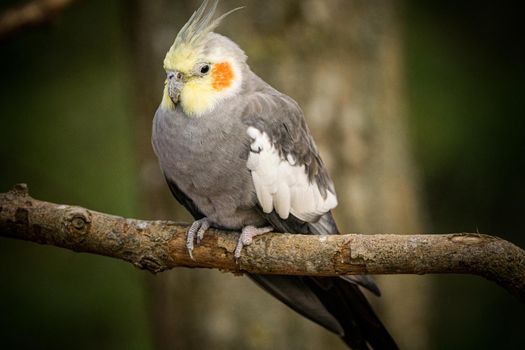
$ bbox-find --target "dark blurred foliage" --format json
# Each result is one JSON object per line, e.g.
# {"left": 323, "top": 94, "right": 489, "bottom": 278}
{"left": 0, "top": 0, "right": 152, "bottom": 349}
{"left": 0, "top": 0, "right": 523, "bottom": 349}
{"left": 407, "top": 0, "right": 524, "bottom": 243}
{"left": 405, "top": 1, "right": 525, "bottom": 348}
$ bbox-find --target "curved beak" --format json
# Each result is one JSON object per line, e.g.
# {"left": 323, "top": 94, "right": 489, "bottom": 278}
{"left": 167, "top": 72, "right": 185, "bottom": 105}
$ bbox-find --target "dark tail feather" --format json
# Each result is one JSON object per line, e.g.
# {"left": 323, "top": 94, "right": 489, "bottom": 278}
{"left": 252, "top": 274, "right": 398, "bottom": 349}
{"left": 307, "top": 277, "right": 398, "bottom": 350}
{"left": 258, "top": 211, "right": 397, "bottom": 348}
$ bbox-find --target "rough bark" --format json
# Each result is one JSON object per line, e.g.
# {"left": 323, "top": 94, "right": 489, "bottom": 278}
{"left": 2, "top": 184, "right": 524, "bottom": 302}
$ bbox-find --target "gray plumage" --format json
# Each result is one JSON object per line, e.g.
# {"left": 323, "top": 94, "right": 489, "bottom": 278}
{"left": 154, "top": 33, "right": 334, "bottom": 230}
{"left": 152, "top": 2, "right": 397, "bottom": 349}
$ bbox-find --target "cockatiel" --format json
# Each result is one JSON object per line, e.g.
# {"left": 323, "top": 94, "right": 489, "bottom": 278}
{"left": 152, "top": 1, "right": 398, "bottom": 349}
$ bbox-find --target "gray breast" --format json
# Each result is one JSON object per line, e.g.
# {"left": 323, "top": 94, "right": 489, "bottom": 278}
{"left": 152, "top": 104, "right": 264, "bottom": 229}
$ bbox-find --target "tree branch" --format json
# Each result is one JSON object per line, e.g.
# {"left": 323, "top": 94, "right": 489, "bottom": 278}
{"left": 1, "top": 184, "right": 524, "bottom": 302}
{"left": 0, "top": 0, "right": 79, "bottom": 39}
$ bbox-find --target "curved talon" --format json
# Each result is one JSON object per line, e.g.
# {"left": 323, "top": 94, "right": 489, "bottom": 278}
{"left": 186, "top": 217, "right": 211, "bottom": 259}
{"left": 196, "top": 223, "right": 209, "bottom": 244}
{"left": 234, "top": 225, "right": 273, "bottom": 261}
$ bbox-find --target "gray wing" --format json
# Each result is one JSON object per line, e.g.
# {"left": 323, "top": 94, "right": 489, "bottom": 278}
{"left": 242, "top": 90, "right": 338, "bottom": 223}
{"left": 243, "top": 90, "right": 379, "bottom": 293}
{"left": 242, "top": 91, "right": 396, "bottom": 348}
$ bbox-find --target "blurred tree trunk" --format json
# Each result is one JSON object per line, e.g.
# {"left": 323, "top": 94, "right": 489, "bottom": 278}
{"left": 129, "top": 1, "right": 429, "bottom": 349}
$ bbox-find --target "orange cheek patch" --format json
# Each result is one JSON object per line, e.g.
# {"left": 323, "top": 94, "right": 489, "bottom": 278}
{"left": 211, "top": 62, "right": 234, "bottom": 90}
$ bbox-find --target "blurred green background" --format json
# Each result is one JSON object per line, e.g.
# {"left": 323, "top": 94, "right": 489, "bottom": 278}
{"left": 0, "top": 0, "right": 523, "bottom": 349}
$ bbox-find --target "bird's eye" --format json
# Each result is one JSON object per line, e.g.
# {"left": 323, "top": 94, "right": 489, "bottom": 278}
{"left": 200, "top": 64, "right": 210, "bottom": 75}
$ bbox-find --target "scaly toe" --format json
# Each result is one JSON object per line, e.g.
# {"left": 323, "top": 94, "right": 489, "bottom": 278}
{"left": 234, "top": 225, "right": 273, "bottom": 261}
{"left": 186, "top": 218, "right": 211, "bottom": 260}
{"left": 196, "top": 220, "right": 210, "bottom": 244}
{"left": 234, "top": 240, "right": 244, "bottom": 261}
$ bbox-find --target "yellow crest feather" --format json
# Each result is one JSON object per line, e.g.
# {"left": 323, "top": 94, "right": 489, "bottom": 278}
{"left": 163, "top": 0, "right": 243, "bottom": 71}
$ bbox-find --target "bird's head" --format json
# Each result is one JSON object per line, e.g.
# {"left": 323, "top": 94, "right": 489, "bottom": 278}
{"left": 161, "top": 0, "right": 245, "bottom": 117}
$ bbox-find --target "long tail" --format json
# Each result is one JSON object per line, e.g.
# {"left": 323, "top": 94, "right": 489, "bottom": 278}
{"left": 250, "top": 275, "right": 398, "bottom": 349}
{"left": 256, "top": 211, "right": 398, "bottom": 349}
{"left": 310, "top": 277, "right": 398, "bottom": 349}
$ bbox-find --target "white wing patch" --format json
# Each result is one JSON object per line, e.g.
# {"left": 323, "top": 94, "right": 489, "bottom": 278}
{"left": 246, "top": 127, "right": 338, "bottom": 222}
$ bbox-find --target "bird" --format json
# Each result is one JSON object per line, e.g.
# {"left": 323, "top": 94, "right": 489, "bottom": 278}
{"left": 151, "top": 1, "right": 398, "bottom": 349}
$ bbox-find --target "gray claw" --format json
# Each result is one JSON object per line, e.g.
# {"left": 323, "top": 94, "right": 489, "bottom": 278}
{"left": 234, "top": 226, "right": 273, "bottom": 261}
{"left": 196, "top": 223, "right": 209, "bottom": 244}
{"left": 186, "top": 218, "right": 211, "bottom": 259}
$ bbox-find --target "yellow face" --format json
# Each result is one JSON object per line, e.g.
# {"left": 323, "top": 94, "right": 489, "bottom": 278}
{"left": 162, "top": 44, "right": 239, "bottom": 116}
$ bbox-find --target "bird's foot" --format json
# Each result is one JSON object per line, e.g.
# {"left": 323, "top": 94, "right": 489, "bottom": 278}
{"left": 186, "top": 217, "right": 211, "bottom": 260}
{"left": 234, "top": 225, "right": 273, "bottom": 260}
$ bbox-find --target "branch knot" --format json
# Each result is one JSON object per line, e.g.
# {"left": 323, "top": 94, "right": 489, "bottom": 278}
{"left": 62, "top": 207, "right": 91, "bottom": 243}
